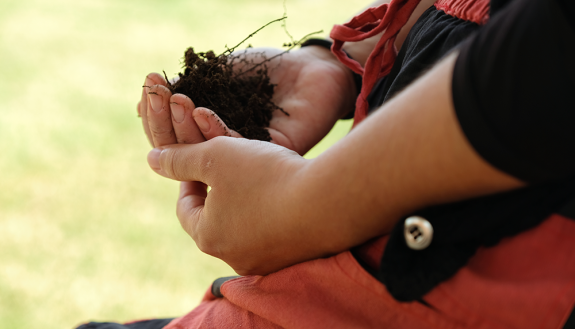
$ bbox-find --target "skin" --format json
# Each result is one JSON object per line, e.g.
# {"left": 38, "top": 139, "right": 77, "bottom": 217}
{"left": 139, "top": 1, "right": 524, "bottom": 275}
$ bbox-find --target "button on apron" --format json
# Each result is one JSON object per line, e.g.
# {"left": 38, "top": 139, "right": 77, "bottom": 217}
{"left": 404, "top": 216, "right": 433, "bottom": 250}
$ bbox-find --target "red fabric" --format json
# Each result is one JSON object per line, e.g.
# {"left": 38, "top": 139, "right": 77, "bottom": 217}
{"left": 329, "top": 0, "right": 421, "bottom": 127}
{"left": 164, "top": 214, "right": 575, "bottom": 329}
{"left": 329, "top": 0, "right": 489, "bottom": 127}
{"left": 434, "top": 0, "right": 490, "bottom": 25}
{"left": 424, "top": 214, "right": 575, "bottom": 329}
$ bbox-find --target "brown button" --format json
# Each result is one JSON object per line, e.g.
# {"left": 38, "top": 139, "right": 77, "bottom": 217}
{"left": 404, "top": 216, "right": 433, "bottom": 250}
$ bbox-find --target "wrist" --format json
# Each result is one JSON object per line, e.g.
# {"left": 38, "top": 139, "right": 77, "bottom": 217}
{"left": 284, "top": 155, "right": 392, "bottom": 258}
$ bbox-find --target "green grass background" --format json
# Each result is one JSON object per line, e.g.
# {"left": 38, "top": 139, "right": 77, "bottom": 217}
{"left": 0, "top": 0, "right": 369, "bottom": 327}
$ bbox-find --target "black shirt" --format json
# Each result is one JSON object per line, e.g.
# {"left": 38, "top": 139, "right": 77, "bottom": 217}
{"left": 360, "top": 0, "right": 575, "bottom": 302}
{"left": 370, "top": 0, "right": 575, "bottom": 184}
{"left": 454, "top": 0, "right": 575, "bottom": 183}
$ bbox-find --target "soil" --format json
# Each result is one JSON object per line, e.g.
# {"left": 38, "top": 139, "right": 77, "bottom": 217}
{"left": 166, "top": 47, "right": 287, "bottom": 141}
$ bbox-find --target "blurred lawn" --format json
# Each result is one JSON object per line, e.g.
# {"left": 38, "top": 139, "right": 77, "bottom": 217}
{"left": 0, "top": 0, "right": 368, "bottom": 328}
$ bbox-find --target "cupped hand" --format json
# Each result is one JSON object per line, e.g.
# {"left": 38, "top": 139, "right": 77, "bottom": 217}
{"left": 233, "top": 46, "right": 356, "bottom": 154}
{"left": 138, "top": 45, "right": 357, "bottom": 154}
{"left": 147, "top": 137, "right": 325, "bottom": 276}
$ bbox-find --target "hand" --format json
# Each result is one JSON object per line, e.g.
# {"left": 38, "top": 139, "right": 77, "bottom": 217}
{"left": 147, "top": 137, "right": 314, "bottom": 276}
{"left": 137, "top": 78, "right": 328, "bottom": 275}
{"left": 137, "top": 45, "right": 357, "bottom": 154}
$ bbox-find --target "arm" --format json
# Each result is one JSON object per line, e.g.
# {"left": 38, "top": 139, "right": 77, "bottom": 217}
{"left": 147, "top": 52, "right": 524, "bottom": 275}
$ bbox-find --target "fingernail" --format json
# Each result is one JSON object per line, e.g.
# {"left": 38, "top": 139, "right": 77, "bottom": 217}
{"left": 195, "top": 115, "right": 210, "bottom": 133}
{"left": 171, "top": 103, "right": 185, "bottom": 123}
{"left": 149, "top": 93, "right": 163, "bottom": 112}
{"left": 148, "top": 148, "right": 163, "bottom": 172}
{"left": 145, "top": 77, "right": 154, "bottom": 88}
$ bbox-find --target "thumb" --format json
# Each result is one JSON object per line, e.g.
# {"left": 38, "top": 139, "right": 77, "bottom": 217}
{"left": 147, "top": 143, "right": 216, "bottom": 182}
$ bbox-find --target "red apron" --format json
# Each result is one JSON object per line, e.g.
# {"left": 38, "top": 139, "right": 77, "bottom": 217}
{"left": 164, "top": 214, "right": 575, "bottom": 329}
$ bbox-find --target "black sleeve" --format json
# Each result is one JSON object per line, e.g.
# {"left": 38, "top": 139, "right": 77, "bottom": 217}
{"left": 452, "top": 0, "right": 575, "bottom": 184}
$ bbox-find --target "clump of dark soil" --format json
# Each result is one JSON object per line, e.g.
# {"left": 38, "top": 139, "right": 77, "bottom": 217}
{"left": 166, "top": 47, "right": 287, "bottom": 141}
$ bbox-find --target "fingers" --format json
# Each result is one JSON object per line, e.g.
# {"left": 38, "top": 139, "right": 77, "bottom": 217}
{"left": 267, "top": 128, "right": 294, "bottom": 151}
{"left": 170, "top": 94, "right": 206, "bottom": 144}
{"left": 176, "top": 181, "right": 207, "bottom": 239}
{"left": 169, "top": 94, "right": 242, "bottom": 145}
{"left": 141, "top": 73, "right": 167, "bottom": 146}
{"left": 147, "top": 84, "right": 176, "bottom": 147}
{"left": 192, "top": 107, "right": 243, "bottom": 140}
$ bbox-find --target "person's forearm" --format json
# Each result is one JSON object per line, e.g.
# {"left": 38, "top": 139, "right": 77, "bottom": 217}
{"left": 290, "top": 51, "right": 525, "bottom": 255}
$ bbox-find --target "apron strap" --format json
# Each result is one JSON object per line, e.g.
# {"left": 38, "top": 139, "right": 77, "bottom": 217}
{"left": 330, "top": 0, "right": 421, "bottom": 127}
